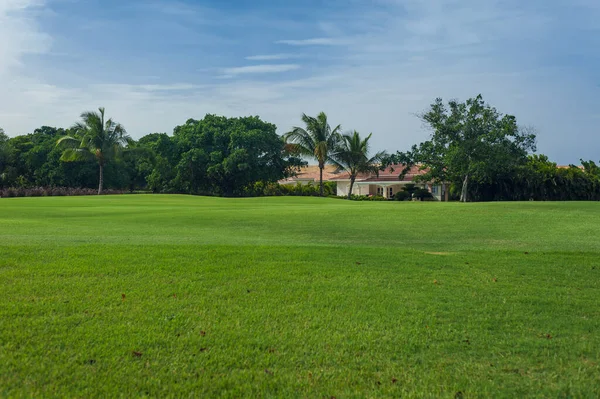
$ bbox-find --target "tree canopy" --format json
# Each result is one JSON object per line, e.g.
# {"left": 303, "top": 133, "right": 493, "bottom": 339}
{"left": 386, "top": 95, "right": 537, "bottom": 202}
{"left": 173, "top": 115, "right": 301, "bottom": 196}
{"left": 331, "top": 131, "right": 386, "bottom": 199}
{"left": 1, "top": 101, "right": 598, "bottom": 201}
{"left": 284, "top": 112, "right": 342, "bottom": 196}
{"left": 57, "top": 107, "right": 131, "bottom": 194}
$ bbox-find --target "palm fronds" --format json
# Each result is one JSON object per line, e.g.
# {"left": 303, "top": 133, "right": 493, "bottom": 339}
{"left": 56, "top": 107, "right": 128, "bottom": 194}
{"left": 284, "top": 112, "right": 342, "bottom": 196}
{"left": 331, "top": 130, "right": 386, "bottom": 198}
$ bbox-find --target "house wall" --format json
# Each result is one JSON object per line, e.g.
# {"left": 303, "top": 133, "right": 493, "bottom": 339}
{"left": 431, "top": 185, "right": 442, "bottom": 201}
{"left": 336, "top": 182, "right": 350, "bottom": 197}
{"left": 427, "top": 184, "right": 445, "bottom": 201}
{"left": 337, "top": 182, "right": 373, "bottom": 196}
{"left": 338, "top": 182, "right": 447, "bottom": 200}
{"left": 355, "top": 184, "right": 370, "bottom": 196}
{"left": 388, "top": 185, "right": 404, "bottom": 198}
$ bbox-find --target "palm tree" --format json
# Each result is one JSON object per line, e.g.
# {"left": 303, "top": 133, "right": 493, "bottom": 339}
{"left": 331, "top": 131, "right": 386, "bottom": 199}
{"left": 57, "top": 107, "right": 130, "bottom": 195}
{"left": 284, "top": 112, "right": 341, "bottom": 196}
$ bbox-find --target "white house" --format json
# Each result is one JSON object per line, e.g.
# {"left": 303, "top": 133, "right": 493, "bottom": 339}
{"left": 331, "top": 164, "right": 449, "bottom": 201}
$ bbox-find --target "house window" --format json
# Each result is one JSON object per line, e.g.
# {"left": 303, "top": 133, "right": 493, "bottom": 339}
{"left": 388, "top": 187, "right": 394, "bottom": 197}
{"left": 377, "top": 187, "right": 383, "bottom": 196}
{"left": 431, "top": 185, "right": 439, "bottom": 195}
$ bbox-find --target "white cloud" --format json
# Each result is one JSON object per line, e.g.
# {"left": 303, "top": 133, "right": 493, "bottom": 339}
{"left": 245, "top": 54, "right": 299, "bottom": 61}
{"left": 1, "top": 0, "right": 599, "bottom": 164}
{"left": 276, "top": 38, "right": 344, "bottom": 46}
{"left": 221, "top": 64, "right": 300, "bottom": 76}
{"left": 136, "top": 83, "right": 206, "bottom": 91}
{"left": 0, "top": 0, "right": 51, "bottom": 74}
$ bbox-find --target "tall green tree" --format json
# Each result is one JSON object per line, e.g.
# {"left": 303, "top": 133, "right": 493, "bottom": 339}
{"left": 57, "top": 107, "right": 130, "bottom": 194}
{"left": 581, "top": 159, "right": 600, "bottom": 178}
{"left": 172, "top": 115, "right": 296, "bottom": 196}
{"left": 0, "top": 128, "right": 13, "bottom": 188}
{"left": 388, "top": 95, "right": 536, "bottom": 202}
{"left": 284, "top": 112, "right": 342, "bottom": 196}
{"left": 331, "top": 131, "right": 386, "bottom": 199}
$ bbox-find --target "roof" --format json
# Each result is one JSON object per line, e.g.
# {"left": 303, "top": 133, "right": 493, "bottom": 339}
{"left": 557, "top": 165, "right": 584, "bottom": 170}
{"left": 330, "top": 164, "right": 430, "bottom": 182}
{"left": 279, "top": 165, "right": 342, "bottom": 183}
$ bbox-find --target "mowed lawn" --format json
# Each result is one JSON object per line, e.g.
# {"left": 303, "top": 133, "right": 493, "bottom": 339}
{"left": 1, "top": 196, "right": 599, "bottom": 398}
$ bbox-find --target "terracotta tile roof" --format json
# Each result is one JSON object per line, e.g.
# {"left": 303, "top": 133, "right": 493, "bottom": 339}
{"left": 279, "top": 165, "right": 342, "bottom": 184}
{"left": 330, "top": 164, "right": 430, "bottom": 182}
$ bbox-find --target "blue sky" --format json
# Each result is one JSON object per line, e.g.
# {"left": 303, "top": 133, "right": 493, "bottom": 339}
{"left": 1, "top": 0, "right": 598, "bottom": 163}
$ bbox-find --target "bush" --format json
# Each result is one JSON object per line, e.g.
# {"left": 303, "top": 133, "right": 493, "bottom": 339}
{"left": 323, "top": 182, "right": 337, "bottom": 196}
{"left": 243, "top": 181, "right": 337, "bottom": 198}
{"left": 348, "top": 194, "right": 387, "bottom": 201}
{"left": 0, "top": 187, "right": 127, "bottom": 198}
{"left": 413, "top": 188, "right": 434, "bottom": 200}
{"left": 394, "top": 191, "right": 411, "bottom": 201}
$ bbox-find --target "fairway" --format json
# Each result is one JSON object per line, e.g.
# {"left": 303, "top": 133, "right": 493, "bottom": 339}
{"left": 1, "top": 195, "right": 599, "bottom": 398}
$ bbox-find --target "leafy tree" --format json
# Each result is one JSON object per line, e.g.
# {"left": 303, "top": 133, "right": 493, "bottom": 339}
{"left": 6, "top": 135, "right": 34, "bottom": 185}
{"left": 581, "top": 159, "right": 600, "bottom": 178}
{"left": 172, "top": 115, "right": 295, "bottom": 196}
{"left": 330, "top": 131, "right": 385, "bottom": 199}
{"left": 2, "top": 127, "right": 98, "bottom": 189}
{"left": 0, "top": 128, "right": 14, "bottom": 188}
{"left": 57, "top": 107, "right": 130, "bottom": 194}
{"left": 284, "top": 112, "right": 342, "bottom": 196}
{"left": 387, "top": 95, "right": 536, "bottom": 202}
{"left": 463, "top": 155, "right": 600, "bottom": 201}
{"left": 136, "top": 133, "right": 179, "bottom": 193}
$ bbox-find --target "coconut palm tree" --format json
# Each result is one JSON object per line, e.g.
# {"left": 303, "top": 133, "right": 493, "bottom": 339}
{"left": 57, "top": 107, "right": 130, "bottom": 195}
{"left": 331, "top": 131, "right": 386, "bottom": 199}
{"left": 284, "top": 112, "right": 341, "bottom": 196}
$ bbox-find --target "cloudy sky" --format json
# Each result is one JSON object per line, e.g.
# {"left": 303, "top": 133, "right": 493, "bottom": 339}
{"left": 1, "top": 0, "right": 598, "bottom": 163}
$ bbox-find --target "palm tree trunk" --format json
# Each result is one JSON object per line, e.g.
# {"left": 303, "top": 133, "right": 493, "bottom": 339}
{"left": 98, "top": 163, "right": 104, "bottom": 195}
{"left": 460, "top": 174, "right": 469, "bottom": 202}
{"left": 347, "top": 176, "right": 356, "bottom": 200}
{"left": 319, "top": 165, "right": 324, "bottom": 197}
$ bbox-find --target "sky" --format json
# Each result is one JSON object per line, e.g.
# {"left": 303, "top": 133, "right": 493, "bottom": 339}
{"left": 1, "top": 0, "right": 598, "bottom": 164}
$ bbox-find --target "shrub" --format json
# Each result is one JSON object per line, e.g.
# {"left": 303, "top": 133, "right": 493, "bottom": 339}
{"left": 349, "top": 194, "right": 387, "bottom": 201}
{"left": 0, "top": 187, "right": 127, "bottom": 198}
{"left": 243, "top": 180, "right": 337, "bottom": 198}
{"left": 394, "top": 191, "right": 411, "bottom": 201}
{"left": 323, "top": 182, "right": 337, "bottom": 196}
{"left": 413, "top": 188, "right": 434, "bottom": 200}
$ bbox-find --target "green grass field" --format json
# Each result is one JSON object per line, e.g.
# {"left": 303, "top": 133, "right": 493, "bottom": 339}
{"left": 1, "top": 195, "right": 599, "bottom": 398}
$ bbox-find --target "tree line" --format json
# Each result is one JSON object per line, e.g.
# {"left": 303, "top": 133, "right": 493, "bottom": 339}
{"left": 384, "top": 95, "right": 600, "bottom": 201}
{"left": 1, "top": 95, "right": 598, "bottom": 201}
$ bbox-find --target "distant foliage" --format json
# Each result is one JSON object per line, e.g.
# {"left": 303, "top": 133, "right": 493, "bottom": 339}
{"left": 393, "top": 191, "right": 411, "bottom": 201}
{"left": 0, "top": 115, "right": 302, "bottom": 197}
{"left": 468, "top": 156, "right": 600, "bottom": 201}
{"left": 413, "top": 188, "right": 434, "bottom": 201}
{"left": 2, "top": 103, "right": 598, "bottom": 202}
{"left": 348, "top": 195, "right": 387, "bottom": 201}
{"left": 56, "top": 107, "right": 130, "bottom": 195}
{"left": 386, "top": 95, "right": 536, "bottom": 202}
{"left": 245, "top": 181, "right": 337, "bottom": 197}
{"left": 329, "top": 130, "right": 386, "bottom": 199}
{"left": 0, "top": 187, "right": 126, "bottom": 198}
{"left": 284, "top": 112, "right": 342, "bottom": 197}
{"left": 172, "top": 115, "right": 302, "bottom": 196}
